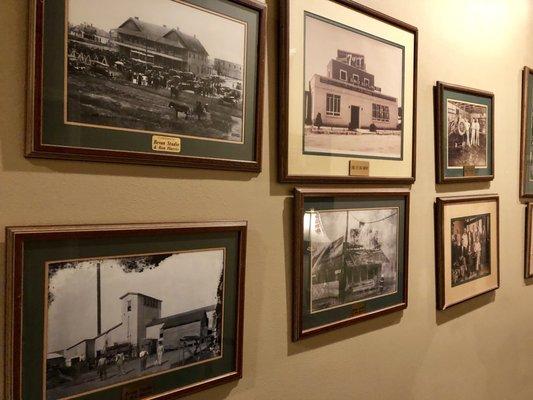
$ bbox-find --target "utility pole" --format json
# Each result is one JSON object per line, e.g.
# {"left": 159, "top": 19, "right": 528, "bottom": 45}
{"left": 97, "top": 262, "right": 102, "bottom": 336}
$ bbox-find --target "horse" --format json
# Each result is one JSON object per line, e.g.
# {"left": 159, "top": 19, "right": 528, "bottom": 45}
{"left": 170, "top": 85, "right": 181, "bottom": 99}
{"left": 168, "top": 102, "right": 190, "bottom": 119}
{"left": 193, "top": 102, "right": 209, "bottom": 121}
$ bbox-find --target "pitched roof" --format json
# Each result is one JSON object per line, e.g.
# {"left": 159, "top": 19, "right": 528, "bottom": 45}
{"left": 147, "top": 305, "right": 215, "bottom": 329}
{"left": 119, "top": 292, "right": 162, "bottom": 303}
{"left": 117, "top": 17, "right": 208, "bottom": 55}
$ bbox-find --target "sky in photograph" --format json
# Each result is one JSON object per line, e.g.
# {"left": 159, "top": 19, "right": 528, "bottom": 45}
{"left": 47, "top": 249, "right": 224, "bottom": 352}
{"left": 68, "top": 0, "right": 245, "bottom": 64}
{"left": 304, "top": 14, "right": 403, "bottom": 103}
{"left": 310, "top": 208, "right": 398, "bottom": 264}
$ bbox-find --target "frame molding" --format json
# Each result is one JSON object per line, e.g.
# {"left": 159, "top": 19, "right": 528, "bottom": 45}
{"left": 4, "top": 221, "right": 247, "bottom": 400}
{"left": 434, "top": 81, "right": 495, "bottom": 184}
{"left": 25, "top": 0, "right": 266, "bottom": 172}
{"left": 278, "top": 0, "right": 418, "bottom": 184}
{"left": 520, "top": 66, "right": 533, "bottom": 199}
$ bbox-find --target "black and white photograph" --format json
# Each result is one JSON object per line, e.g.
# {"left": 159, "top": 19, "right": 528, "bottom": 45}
{"left": 447, "top": 100, "right": 488, "bottom": 168}
{"left": 308, "top": 207, "right": 399, "bottom": 312}
{"left": 66, "top": 0, "right": 246, "bottom": 142}
{"left": 45, "top": 249, "right": 224, "bottom": 400}
{"left": 303, "top": 14, "right": 404, "bottom": 159}
{"left": 450, "top": 214, "right": 491, "bottom": 287}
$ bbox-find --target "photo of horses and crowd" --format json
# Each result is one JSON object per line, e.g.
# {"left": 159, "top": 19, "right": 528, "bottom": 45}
{"left": 45, "top": 249, "right": 225, "bottom": 400}
{"left": 66, "top": 0, "right": 246, "bottom": 143}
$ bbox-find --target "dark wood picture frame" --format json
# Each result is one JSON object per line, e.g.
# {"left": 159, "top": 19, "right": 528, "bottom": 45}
{"left": 519, "top": 67, "right": 533, "bottom": 199}
{"left": 525, "top": 203, "right": 533, "bottom": 279}
{"left": 279, "top": 0, "right": 418, "bottom": 184}
{"left": 293, "top": 188, "right": 410, "bottom": 340}
{"left": 26, "top": 0, "right": 266, "bottom": 172}
{"left": 4, "top": 221, "right": 247, "bottom": 400}
{"left": 435, "top": 195, "right": 500, "bottom": 310}
{"left": 434, "top": 82, "right": 495, "bottom": 184}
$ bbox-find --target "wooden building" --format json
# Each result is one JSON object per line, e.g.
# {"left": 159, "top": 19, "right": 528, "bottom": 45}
{"left": 115, "top": 17, "right": 210, "bottom": 74}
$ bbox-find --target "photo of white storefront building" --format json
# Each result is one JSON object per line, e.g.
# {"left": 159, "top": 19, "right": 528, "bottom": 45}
{"left": 305, "top": 50, "right": 400, "bottom": 131}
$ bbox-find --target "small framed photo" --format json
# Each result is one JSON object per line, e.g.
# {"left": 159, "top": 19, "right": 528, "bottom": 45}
{"left": 435, "top": 195, "right": 500, "bottom": 310}
{"left": 5, "top": 221, "right": 246, "bottom": 400}
{"left": 279, "top": 0, "right": 418, "bottom": 183}
{"left": 434, "top": 82, "right": 495, "bottom": 183}
{"left": 520, "top": 67, "right": 533, "bottom": 198}
{"left": 26, "top": 0, "right": 265, "bottom": 171}
{"left": 293, "top": 188, "right": 409, "bottom": 340}
{"left": 525, "top": 203, "right": 533, "bottom": 278}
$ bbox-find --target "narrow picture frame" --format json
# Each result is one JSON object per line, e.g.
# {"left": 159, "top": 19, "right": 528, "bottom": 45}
{"left": 293, "top": 188, "right": 409, "bottom": 340}
{"left": 520, "top": 67, "right": 533, "bottom": 198}
{"left": 4, "top": 221, "right": 247, "bottom": 400}
{"left": 525, "top": 203, "right": 533, "bottom": 278}
{"left": 26, "top": 0, "right": 266, "bottom": 172}
{"left": 434, "top": 82, "right": 495, "bottom": 183}
{"left": 279, "top": 0, "right": 418, "bottom": 184}
{"left": 435, "top": 195, "right": 500, "bottom": 310}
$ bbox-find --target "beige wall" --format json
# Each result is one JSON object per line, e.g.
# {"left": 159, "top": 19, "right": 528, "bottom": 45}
{"left": 0, "top": 0, "right": 532, "bottom": 399}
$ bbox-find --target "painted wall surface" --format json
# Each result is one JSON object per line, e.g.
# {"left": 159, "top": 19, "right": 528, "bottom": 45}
{"left": 0, "top": 1, "right": 532, "bottom": 399}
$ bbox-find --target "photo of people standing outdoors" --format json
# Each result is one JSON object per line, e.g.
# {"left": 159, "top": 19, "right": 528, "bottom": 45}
{"left": 446, "top": 99, "right": 488, "bottom": 168}
{"left": 450, "top": 214, "right": 491, "bottom": 287}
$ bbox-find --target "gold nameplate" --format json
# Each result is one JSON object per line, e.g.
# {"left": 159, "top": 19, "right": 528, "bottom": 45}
{"left": 352, "top": 302, "right": 367, "bottom": 316}
{"left": 152, "top": 135, "right": 181, "bottom": 153}
{"left": 349, "top": 160, "right": 370, "bottom": 176}
{"left": 463, "top": 165, "right": 476, "bottom": 177}
{"left": 122, "top": 383, "right": 154, "bottom": 400}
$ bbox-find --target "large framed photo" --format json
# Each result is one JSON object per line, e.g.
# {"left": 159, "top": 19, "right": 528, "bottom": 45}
{"left": 435, "top": 195, "right": 499, "bottom": 310}
{"left": 279, "top": 0, "right": 418, "bottom": 184}
{"left": 26, "top": 0, "right": 265, "bottom": 171}
{"left": 520, "top": 67, "right": 533, "bottom": 198}
{"left": 293, "top": 189, "right": 409, "bottom": 340}
{"left": 4, "top": 222, "right": 246, "bottom": 400}
{"left": 435, "top": 82, "right": 495, "bottom": 183}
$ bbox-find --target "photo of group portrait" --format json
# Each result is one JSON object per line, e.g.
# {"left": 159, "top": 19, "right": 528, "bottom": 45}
{"left": 450, "top": 214, "right": 491, "bottom": 287}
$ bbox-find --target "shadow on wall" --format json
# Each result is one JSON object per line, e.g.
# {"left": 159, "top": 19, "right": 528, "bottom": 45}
{"left": 435, "top": 291, "right": 495, "bottom": 325}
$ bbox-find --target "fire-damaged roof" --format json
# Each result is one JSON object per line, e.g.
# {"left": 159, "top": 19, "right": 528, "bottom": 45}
{"left": 344, "top": 248, "right": 390, "bottom": 269}
{"left": 146, "top": 305, "right": 216, "bottom": 330}
{"left": 117, "top": 17, "right": 208, "bottom": 55}
{"left": 312, "top": 236, "right": 390, "bottom": 274}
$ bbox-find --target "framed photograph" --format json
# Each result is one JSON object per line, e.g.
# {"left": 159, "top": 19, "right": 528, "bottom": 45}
{"left": 435, "top": 195, "right": 499, "bottom": 310}
{"left": 4, "top": 221, "right": 246, "bottom": 400}
{"left": 525, "top": 203, "right": 533, "bottom": 278}
{"left": 293, "top": 188, "right": 409, "bottom": 340}
{"left": 279, "top": 0, "right": 418, "bottom": 184}
{"left": 520, "top": 67, "right": 533, "bottom": 198}
{"left": 434, "top": 82, "right": 495, "bottom": 183}
{"left": 26, "top": 0, "right": 265, "bottom": 171}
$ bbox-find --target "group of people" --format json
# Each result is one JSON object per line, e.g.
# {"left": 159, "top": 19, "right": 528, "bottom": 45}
{"left": 451, "top": 221, "right": 488, "bottom": 285}
{"left": 95, "top": 342, "right": 165, "bottom": 381}
{"left": 449, "top": 110, "right": 483, "bottom": 148}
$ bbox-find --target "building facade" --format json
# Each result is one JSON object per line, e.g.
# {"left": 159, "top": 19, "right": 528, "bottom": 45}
{"left": 115, "top": 17, "right": 211, "bottom": 75}
{"left": 51, "top": 292, "right": 215, "bottom": 367}
{"left": 306, "top": 50, "right": 400, "bottom": 131}
{"left": 214, "top": 58, "right": 243, "bottom": 80}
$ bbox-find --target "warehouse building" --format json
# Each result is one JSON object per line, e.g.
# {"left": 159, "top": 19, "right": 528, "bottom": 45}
{"left": 115, "top": 17, "right": 211, "bottom": 74}
{"left": 214, "top": 58, "right": 243, "bottom": 80}
{"left": 305, "top": 50, "right": 400, "bottom": 131}
{"left": 51, "top": 292, "right": 215, "bottom": 367}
